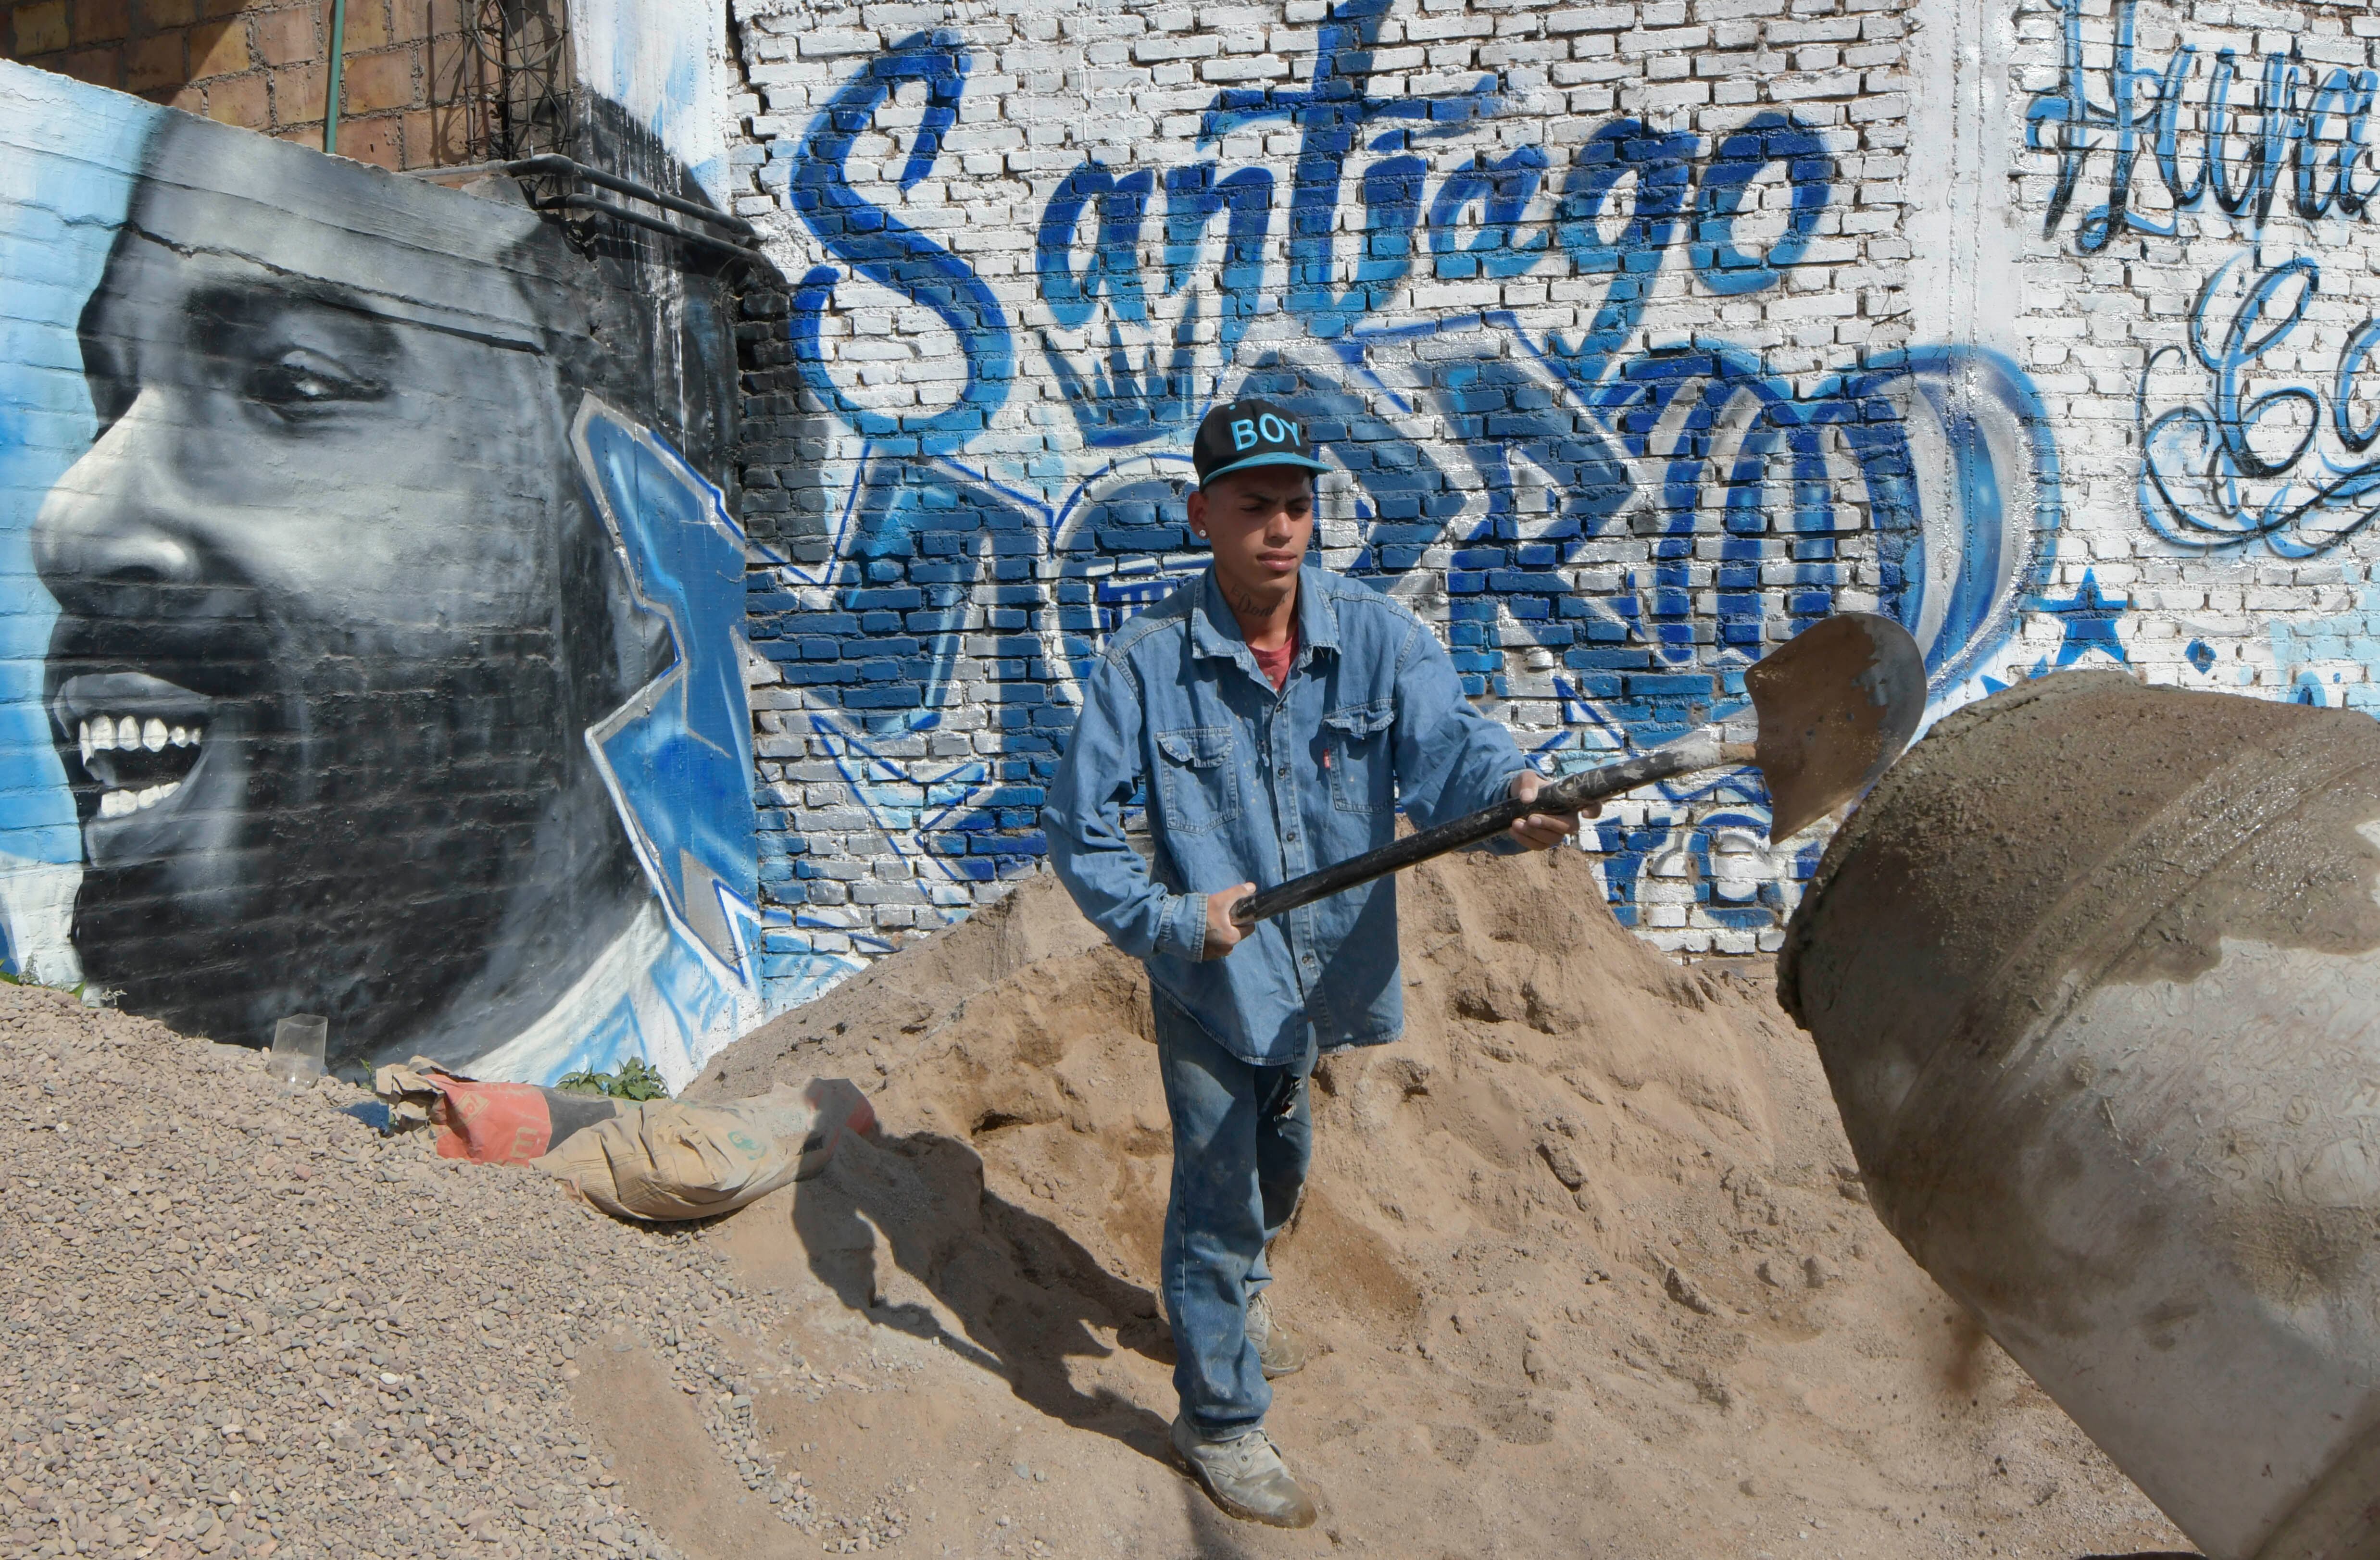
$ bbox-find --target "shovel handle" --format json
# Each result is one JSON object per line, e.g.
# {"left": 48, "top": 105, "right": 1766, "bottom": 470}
{"left": 1229, "top": 728, "right": 1748, "bottom": 929}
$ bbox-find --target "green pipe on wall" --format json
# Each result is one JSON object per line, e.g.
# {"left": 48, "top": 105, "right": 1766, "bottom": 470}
{"left": 321, "top": 0, "right": 346, "bottom": 155}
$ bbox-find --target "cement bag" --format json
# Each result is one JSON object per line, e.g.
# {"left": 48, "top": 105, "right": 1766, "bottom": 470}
{"left": 533, "top": 1077, "right": 875, "bottom": 1222}
{"left": 372, "top": 1060, "right": 624, "bottom": 1164}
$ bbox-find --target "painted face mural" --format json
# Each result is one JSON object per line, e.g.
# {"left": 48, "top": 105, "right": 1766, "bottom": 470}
{"left": 0, "top": 75, "right": 761, "bottom": 1086}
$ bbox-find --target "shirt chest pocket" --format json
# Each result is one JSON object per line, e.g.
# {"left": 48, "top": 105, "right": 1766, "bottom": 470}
{"left": 1322, "top": 699, "right": 1397, "bottom": 815}
{"left": 1154, "top": 725, "right": 1242, "bottom": 836}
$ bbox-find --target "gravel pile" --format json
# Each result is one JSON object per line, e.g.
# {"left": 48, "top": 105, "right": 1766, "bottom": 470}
{"left": 0, "top": 984, "right": 823, "bottom": 1560}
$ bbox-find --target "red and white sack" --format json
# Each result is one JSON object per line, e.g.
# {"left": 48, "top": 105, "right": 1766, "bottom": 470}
{"left": 371, "top": 1060, "right": 623, "bottom": 1164}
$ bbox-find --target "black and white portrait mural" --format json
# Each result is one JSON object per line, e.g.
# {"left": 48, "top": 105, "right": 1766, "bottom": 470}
{"left": 0, "top": 62, "right": 765, "bottom": 1086}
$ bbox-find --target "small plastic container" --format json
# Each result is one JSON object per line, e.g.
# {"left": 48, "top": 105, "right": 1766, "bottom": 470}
{"left": 268, "top": 1014, "right": 327, "bottom": 1089}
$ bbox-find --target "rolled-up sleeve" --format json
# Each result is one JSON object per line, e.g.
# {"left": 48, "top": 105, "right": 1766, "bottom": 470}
{"left": 1385, "top": 615, "right": 1530, "bottom": 845}
{"left": 1046, "top": 653, "right": 1209, "bottom": 961}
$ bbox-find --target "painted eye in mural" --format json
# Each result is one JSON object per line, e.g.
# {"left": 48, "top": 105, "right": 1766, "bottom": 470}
{"left": 243, "top": 348, "right": 386, "bottom": 422}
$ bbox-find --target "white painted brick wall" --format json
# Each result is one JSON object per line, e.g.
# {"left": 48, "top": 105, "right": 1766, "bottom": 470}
{"left": 715, "top": 0, "right": 2369, "bottom": 1002}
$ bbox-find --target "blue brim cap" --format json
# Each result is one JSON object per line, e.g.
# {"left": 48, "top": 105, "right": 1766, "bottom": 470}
{"left": 1195, "top": 449, "right": 1332, "bottom": 488}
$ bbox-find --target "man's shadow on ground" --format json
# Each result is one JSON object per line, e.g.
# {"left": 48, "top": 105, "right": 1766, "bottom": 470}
{"left": 794, "top": 1128, "right": 1178, "bottom": 1465}
{"left": 795, "top": 1131, "right": 1328, "bottom": 1556}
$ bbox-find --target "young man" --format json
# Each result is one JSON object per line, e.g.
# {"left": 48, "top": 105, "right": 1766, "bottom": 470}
{"left": 1046, "top": 399, "right": 1582, "bottom": 1526}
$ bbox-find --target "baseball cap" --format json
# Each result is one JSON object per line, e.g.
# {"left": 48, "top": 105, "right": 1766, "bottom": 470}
{"left": 1191, "top": 399, "right": 1332, "bottom": 488}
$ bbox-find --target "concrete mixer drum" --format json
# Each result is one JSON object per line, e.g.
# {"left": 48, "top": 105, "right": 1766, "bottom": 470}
{"left": 1779, "top": 670, "right": 2380, "bottom": 1560}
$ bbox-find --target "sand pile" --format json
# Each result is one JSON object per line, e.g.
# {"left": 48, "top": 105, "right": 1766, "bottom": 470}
{"left": 687, "top": 851, "right": 2196, "bottom": 1559}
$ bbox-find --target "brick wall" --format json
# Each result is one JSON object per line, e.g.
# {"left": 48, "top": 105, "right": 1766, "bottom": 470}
{"left": 20, "top": 0, "right": 2380, "bottom": 1013}
{"left": 0, "top": 0, "right": 476, "bottom": 168}
{"left": 708, "top": 0, "right": 2380, "bottom": 1000}
{"left": 1986, "top": 0, "right": 2380, "bottom": 704}
{"left": 706, "top": 0, "right": 1995, "bottom": 999}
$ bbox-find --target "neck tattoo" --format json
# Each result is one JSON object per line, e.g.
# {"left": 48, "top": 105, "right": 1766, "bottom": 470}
{"left": 1223, "top": 580, "right": 1280, "bottom": 621}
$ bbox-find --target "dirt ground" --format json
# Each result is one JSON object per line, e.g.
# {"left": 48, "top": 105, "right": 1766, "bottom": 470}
{"left": 3, "top": 846, "right": 2201, "bottom": 1559}
{"left": 681, "top": 850, "right": 2195, "bottom": 1560}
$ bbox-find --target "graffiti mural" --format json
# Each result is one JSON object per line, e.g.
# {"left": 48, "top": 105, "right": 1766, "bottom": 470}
{"left": 2029, "top": 0, "right": 2380, "bottom": 562}
{"left": 15, "top": 0, "right": 2375, "bottom": 1016}
{"left": 0, "top": 63, "right": 763, "bottom": 1086}
{"left": 2011, "top": 0, "right": 2380, "bottom": 716}
{"left": 2138, "top": 253, "right": 2380, "bottom": 559}
{"left": 731, "top": 0, "right": 2062, "bottom": 956}
{"left": 2025, "top": 0, "right": 2380, "bottom": 256}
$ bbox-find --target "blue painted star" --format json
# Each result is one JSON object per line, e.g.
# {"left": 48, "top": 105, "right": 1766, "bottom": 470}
{"left": 574, "top": 401, "right": 761, "bottom": 985}
{"left": 2031, "top": 569, "right": 2129, "bottom": 669}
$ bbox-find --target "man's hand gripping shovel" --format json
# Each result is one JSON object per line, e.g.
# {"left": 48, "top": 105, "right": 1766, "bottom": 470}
{"left": 1224, "top": 612, "right": 1928, "bottom": 931}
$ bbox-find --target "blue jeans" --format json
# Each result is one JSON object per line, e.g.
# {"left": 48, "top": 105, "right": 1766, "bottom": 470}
{"left": 1152, "top": 985, "right": 1315, "bottom": 1438}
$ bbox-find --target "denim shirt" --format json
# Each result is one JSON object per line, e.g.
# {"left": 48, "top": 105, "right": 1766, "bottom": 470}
{"left": 1046, "top": 565, "right": 1528, "bottom": 1067}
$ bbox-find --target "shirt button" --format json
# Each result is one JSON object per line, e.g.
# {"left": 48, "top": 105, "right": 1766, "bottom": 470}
{"left": 1285, "top": 830, "right": 1299, "bottom": 842}
{"left": 1277, "top": 764, "right": 1289, "bottom": 777}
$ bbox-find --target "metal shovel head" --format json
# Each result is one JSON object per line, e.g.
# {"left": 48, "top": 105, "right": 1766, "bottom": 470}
{"left": 1746, "top": 612, "right": 1926, "bottom": 841}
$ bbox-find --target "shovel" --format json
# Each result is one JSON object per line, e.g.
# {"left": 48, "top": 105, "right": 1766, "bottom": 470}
{"left": 1228, "top": 612, "right": 1927, "bottom": 929}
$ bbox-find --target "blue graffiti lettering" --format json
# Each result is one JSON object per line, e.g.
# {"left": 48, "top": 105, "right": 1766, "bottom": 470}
{"left": 1198, "top": 0, "right": 1498, "bottom": 340}
{"left": 758, "top": 0, "right": 2060, "bottom": 949}
{"left": 2140, "top": 253, "right": 2380, "bottom": 557}
{"left": 1542, "top": 119, "right": 1696, "bottom": 391}
{"left": 1426, "top": 146, "right": 1549, "bottom": 280}
{"left": 1025, "top": 99, "right": 1814, "bottom": 442}
{"left": 1038, "top": 162, "right": 1155, "bottom": 329}
{"left": 783, "top": 33, "right": 1013, "bottom": 449}
{"left": 1691, "top": 112, "right": 1834, "bottom": 295}
{"left": 2149, "top": 46, "right": 2208, "bottom": 216}
{"left": 997, "top": 0, "right": 1829, "bottom": 446}
{"left": 2294, "top": 67, "right": 2367, "bottom": 222}
{"left": 1342, "top": 149, "right": 1426, "bottom": 319}
{"left": 1577, "top": 343, "right": 2056, "bottom": 688}
{"left": 1162, "top": 160, "right": 1273, "bottom": 354}
{"left": 2338, "top": 318, "right": 2380, "bottom": 454}
{"left": 1035, "top": 162, "right": 1272, "bottom": 448}
{"left": 2057, "top": 0, "right": 2380, "bottom": 556}
{"left": 2029, "top": 0, "right": 2380, "bottom": 250}
{"left": 1163, "top": 163, "right": 1274, "bottom": 297}
{"left": 773, "top": 324, "right": 2056, "bottom": 942}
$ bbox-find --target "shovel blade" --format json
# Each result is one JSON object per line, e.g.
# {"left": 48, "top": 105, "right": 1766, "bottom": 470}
{"left": 1747, "top": 612, "right": 1926, "bottom": 841}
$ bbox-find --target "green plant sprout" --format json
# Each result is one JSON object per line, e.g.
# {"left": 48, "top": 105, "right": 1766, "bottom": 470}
{"left": 554, "top": 1056, "right": 670, "bottom": 1100}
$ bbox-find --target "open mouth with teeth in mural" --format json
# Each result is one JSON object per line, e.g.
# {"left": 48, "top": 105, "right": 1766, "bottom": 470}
{"left": 51, "top": 671, "right": 213, "bottom": 844}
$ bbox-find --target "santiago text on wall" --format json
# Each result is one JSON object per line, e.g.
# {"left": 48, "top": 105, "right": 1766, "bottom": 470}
{"left": 724, "top": 0, "right": 2063, "bottom": 988}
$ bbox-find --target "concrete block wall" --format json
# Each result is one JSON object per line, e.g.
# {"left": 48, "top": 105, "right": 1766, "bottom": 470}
{"left": 0, "top": 0, "right": 478, "bottom": 168}
{"left": 711, "top": 0, "right": 2065, "bottom": 995}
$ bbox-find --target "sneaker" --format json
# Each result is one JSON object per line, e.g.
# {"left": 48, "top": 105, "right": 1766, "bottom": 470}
{"left": 1169, "top": 1416, "right": 1319, "bottom": 1529}
{"left": 1246, "top": 1289, "right": 1309, "bottom": 1379}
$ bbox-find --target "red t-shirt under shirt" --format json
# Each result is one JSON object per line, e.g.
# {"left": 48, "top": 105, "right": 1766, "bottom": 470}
{"left": 1252, "top": 626, "right": 1299, "bottom": 690}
